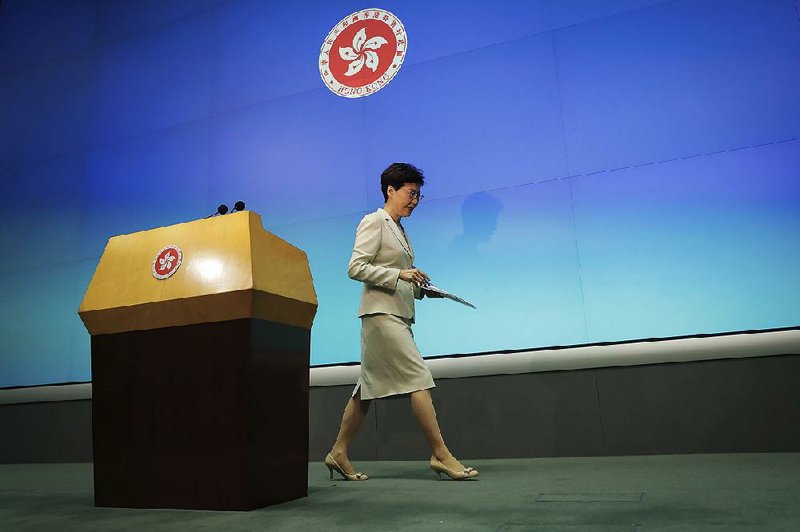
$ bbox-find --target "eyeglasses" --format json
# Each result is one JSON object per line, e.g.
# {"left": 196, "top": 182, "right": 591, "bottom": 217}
{"left": 402, "top": 188, "right": 424, "bottom": 201}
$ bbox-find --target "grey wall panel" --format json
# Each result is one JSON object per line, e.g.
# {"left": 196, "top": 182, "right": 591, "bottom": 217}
{"left": 597, "top": 355, "right": 800, "bottom": 455}
{"left": 0, "top": 400, "right": 92, "bottom": 463}
{"left": 311, "top": 354, "right": 800, "bottom": 461}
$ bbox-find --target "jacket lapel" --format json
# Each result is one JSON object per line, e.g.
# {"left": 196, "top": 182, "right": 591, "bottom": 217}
{"left": 378, "top": 209, "right": 413, "bottom": 260}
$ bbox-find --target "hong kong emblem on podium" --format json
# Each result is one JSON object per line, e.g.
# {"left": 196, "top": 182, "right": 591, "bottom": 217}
{"left": 152, "top": 245, "right": 183, "bottom": 280}
{"left": 319, "top": 8, "right": 407, "bottom": 98}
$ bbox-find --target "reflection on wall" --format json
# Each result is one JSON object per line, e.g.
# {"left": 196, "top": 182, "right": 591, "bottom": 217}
{"left": 1, "top": 0, "right": 798, "bottom": 383}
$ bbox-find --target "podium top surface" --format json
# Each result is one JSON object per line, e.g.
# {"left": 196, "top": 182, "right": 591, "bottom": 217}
{"left": 79, "top": 211, "right": 317, "bottom": 334}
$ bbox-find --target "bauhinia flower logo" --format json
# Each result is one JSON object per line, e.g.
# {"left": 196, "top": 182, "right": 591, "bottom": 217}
{"left": 319, "top": 8, "right": 407, "bottom": 98}
{"left": 152, "top": 245, "right": 183, "bottom": 280}
{"left": 339, "top": 28, "right": 388, "bottom": 77}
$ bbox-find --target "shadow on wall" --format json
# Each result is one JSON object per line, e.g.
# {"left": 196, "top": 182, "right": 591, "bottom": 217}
{"left": 448, "top": 192, "right": 503, "bottom": 259}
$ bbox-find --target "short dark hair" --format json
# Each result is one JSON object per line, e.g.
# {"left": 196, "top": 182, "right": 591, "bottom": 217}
{"left": 380, "top": 162, "right": 425, "bottom": 202}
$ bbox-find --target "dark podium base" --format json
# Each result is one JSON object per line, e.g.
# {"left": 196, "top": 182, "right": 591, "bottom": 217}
{"left": 91, "top": 318, "right": 310, "bottom": 511}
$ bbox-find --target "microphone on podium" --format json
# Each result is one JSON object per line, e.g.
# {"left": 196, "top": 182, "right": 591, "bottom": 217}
{"left": 206, "top": 204, "right": 229, "bottom": 218}
{"left": 231, "top": 200, "right": 246, "bottom": 213}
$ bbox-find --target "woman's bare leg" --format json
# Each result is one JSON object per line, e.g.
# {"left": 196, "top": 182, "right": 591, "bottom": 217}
{"left": 410, "top": 389, "right": 468, "bottom": 471}
{"left": 330, "top": 390, "right": 371, "bottom": 474}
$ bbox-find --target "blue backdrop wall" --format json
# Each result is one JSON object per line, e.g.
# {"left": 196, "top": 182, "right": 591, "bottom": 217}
{"left": 1, "top": 0, "right": 798, "bottom": 387}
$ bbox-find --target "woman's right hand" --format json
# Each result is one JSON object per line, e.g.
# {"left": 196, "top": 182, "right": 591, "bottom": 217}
{"left": 399, "top": 268, "right": 431, "bottom": 287}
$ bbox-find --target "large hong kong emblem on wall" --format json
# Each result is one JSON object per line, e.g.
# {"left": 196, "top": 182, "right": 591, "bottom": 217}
{"left": 319, "top": 8, "right": 407, "bottom": 98}
{"left": 151, "top": 245, "right": 183, "bottom": 280}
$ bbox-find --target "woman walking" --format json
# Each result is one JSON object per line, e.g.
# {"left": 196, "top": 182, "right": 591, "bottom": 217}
{"left": 324, "top": 162, "right": 479, "bottom": 481}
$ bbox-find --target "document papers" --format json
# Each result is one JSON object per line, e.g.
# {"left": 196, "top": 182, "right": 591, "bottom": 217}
{"left": 423, "top": 284, "right": 476, "bottom": 309}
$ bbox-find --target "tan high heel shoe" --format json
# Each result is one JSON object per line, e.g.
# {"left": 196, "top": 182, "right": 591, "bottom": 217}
{"left": 430, "top": 457, "right": 479, "bottom": 480}
{"left": 325, "top": 453, "right": 369, "bottom": 481}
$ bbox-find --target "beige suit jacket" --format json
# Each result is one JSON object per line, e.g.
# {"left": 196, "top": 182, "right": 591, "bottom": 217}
{"left": 348, "top": 208, "right": 424, "bottom": 321}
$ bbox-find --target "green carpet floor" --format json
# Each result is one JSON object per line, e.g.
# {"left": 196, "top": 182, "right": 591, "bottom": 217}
{"left": 1, "top": 453, "right": 798, "bottom": 531}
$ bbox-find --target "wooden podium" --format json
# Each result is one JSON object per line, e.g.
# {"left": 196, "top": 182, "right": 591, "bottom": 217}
{"left": 78, "top": 211, "right": 317, "bottom": 511}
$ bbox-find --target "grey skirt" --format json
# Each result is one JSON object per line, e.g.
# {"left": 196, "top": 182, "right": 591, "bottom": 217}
{"left": 352, "top": 313, "right": 435, "bottom": 400}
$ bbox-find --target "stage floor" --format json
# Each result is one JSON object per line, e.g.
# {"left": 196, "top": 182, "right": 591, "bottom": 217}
{"left": 1, "top": 453, "right": 798, "bottom": 531}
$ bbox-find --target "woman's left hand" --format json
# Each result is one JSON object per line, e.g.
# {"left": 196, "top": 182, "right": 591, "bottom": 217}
{"left": 399, "top": 268, "right": 430, "bottom": 287}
